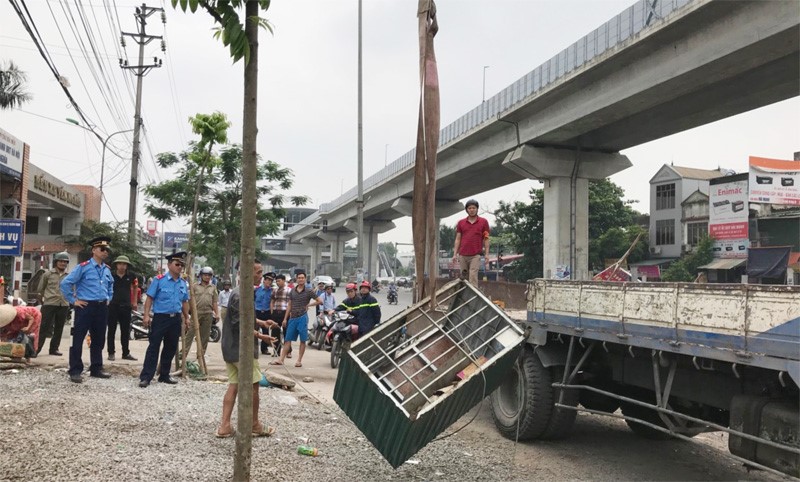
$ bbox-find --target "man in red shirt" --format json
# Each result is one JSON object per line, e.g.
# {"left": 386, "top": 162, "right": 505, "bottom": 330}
{"left": 452, "top": 199, "right": 490, "bottom": 286}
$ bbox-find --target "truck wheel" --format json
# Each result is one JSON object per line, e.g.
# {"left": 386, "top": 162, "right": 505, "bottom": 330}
{"left": 490, "top": 346, "right": 554, "bottom": 440}
{"left": 540, "top": 367, "right": 579, "bottom": 440}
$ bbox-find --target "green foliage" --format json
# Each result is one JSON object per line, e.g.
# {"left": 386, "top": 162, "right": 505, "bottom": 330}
{"left": 661, "top": 236, "right": 715, "bottom": 282}
{"left": 439, "top": 224, "right": 455, "bottom": 257}
{"left": 171, "top": 1, "right": 272, "bottom": 64}
{"left": 379, "top": 242, "right": 397, "bottom": 260}
{"left": 494, "top": 188, "right": 544, "bottom": 282}
{"left": 60, "top": 220, "right": 154, "bottom": 276}
{"left": 494, "top": 179, "right": 644, "bottom": 281}
{"left": 588, "top": 178, "right": 640, "bottom": 239}
{"left": 144, "top": 142, "right": 307, "bottom": 277}
{"left": 590, "top": 225, "right": 649, "bottom": 270}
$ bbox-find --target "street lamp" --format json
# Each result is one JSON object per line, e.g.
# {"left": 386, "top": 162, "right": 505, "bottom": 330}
{"left": 482, "top": 65, "right": 490, "bottom": 103}
{"left": 66, "top": 119, "right": 133, "bottom": 196}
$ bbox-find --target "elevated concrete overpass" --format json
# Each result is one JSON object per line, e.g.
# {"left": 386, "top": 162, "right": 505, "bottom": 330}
{"left": 287, "top": 0, "right": 800, "bottom": 278}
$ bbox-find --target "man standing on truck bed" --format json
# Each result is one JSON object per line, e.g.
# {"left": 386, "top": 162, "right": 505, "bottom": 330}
{"left": 453, "top": 199, "right": 490, "bottom": 286}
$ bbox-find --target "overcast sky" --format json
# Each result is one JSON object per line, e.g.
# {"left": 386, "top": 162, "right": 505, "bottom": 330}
{"left": 2, "top": 0, "right": 798, "bottom": 253}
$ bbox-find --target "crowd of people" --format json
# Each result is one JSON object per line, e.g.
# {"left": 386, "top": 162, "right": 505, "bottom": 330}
{"left": 0, "top": 234, "right": 386, "bottom": 384}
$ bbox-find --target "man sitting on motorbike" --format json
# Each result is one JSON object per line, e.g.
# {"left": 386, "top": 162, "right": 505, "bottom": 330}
{"left": 387, "top": 281, "right": 398, "bottom": 303}
{"left": 328, "top": 283, "right": 361, "bottom": 344}
{"left": 335, "top": 283, "right": 361, "bottom": 314}
{"left": 315, "top": 283, "right": 336, "bottom": 329}
{"left": 357, "top": 281, "right": 381, "bottom": 335}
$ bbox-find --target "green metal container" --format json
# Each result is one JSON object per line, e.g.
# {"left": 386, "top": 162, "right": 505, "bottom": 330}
{"left": 334, "top": 279, "right": 525, "bottom": 468}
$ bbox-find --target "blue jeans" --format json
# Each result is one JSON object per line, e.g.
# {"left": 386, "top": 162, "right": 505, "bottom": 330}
{"left": 69, "top": 301, "right": 108, "bottom": 376}
{"left": 139, "top": 313, "right": 181, "bottom": 382}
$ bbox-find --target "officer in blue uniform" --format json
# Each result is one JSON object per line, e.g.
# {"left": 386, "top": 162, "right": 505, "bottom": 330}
{"left": 60, "top": 236, "right": 114, "bottom": 383}
{"left": 138, "top": 252, "right": 190, "bottom": 388}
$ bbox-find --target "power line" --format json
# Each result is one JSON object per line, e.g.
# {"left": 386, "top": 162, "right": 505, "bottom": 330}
{"left": 9, "top": 0, "right": 106, "bottom": 145}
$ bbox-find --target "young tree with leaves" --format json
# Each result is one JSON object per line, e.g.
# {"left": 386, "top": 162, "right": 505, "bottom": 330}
{"left": 170, "top": 1, "right": 271, "bottom": 479}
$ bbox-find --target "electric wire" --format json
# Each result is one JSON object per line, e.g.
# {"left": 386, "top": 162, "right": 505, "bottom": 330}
{"left": 9, "top": 0, "right": 105, "bottom": 144}
{"left": 80, "top": 0, "right": 135, "bottom": 136}
{"left": 41, "top": 0, "right": 106, "bottom": 132}
{"left": 57, "top": 0, "right": 125, "bottom": 133}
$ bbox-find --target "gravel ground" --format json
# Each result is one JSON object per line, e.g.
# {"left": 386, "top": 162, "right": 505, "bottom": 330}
{"left": 0, "top": 367, "right": 520, "bottom": 482}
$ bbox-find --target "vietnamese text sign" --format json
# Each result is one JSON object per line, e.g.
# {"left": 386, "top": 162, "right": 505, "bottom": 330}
{"left": 0, "top": 219, "right": 24, "bottom": 256}
{"left": 0, "top": 128, "right": 24, "bottom": 178}
{"left": 748, "top": 156, "right": 800, "bottom": 205}
{"left": 709, "top": 175, "right": 748, "bottom": 258}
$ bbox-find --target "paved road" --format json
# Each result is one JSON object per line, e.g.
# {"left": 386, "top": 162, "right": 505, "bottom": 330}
{"left": 30, "top": 287, "right": 778, "bottom": 480}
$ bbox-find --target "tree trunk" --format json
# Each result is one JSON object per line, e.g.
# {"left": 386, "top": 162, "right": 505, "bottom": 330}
{"left": 234, "top": 3, "right": 259, "bottom": 480}
{"left": 182, "top": 162, "right": 210, "bottom": 376}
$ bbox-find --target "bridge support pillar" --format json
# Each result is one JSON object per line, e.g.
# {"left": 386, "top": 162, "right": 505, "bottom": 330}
{"left": 343, "top": 219, "right": 396, "bottom": 280}
{"left": 502, "top": 145, "right": 631, "bottom": 280}
{"left": 300, "top": 239, "right": 323, "bottom": 277}
{"left": 319, "top": 232, "right": 354, "bottom": 265}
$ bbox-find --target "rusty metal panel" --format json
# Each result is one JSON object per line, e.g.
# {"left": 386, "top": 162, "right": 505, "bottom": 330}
{"left": 529, "top": 279, "right": 800, "bottom": 361}
{"left": 333, "top": 279, "right": 525, "bottom": 468}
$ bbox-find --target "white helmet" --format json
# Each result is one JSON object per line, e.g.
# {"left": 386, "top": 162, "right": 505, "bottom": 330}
{"left": 200, "top": 266, "right": 214, "bottom": 275}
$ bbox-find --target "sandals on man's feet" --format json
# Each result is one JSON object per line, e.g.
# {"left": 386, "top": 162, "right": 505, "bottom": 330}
{"left": 252, "top": 424, "right": 275, "bottom": 437}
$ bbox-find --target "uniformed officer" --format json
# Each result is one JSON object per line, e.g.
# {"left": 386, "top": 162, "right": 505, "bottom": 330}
{"left": 60, "top": 236, "right": 114, "bottom": 384}
{"left": 138, "top": 252, "right": 190, "bottom": 388}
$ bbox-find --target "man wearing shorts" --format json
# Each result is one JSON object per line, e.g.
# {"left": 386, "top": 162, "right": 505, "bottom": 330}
{"left": 217, "top": 260, "right": 276, "bottom": 438}
{"left": 272, "top": 271, "right": 321, "bottom": 368}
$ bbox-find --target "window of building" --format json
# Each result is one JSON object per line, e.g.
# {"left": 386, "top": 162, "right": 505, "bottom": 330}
{"left": 686, "top": 222, "right": 707, "bottom": 246}
{"left": 49, "top": 217, "right": 63, "bottom": 236}
{"left": 655, "top": 219, "right": 675, "bottom": 246}
{"left": 656, "top": 183, "right": 676, "bottom": 210}
{"left": 25, "top": 216, "right": 38, "bottom": 234}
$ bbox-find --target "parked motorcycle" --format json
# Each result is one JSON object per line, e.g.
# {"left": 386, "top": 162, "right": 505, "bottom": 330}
{"left": 387, "top": 289, "right": 398, "bottom": 305}
{"left": 130, "top": 310, "right": 150, "bottom": 340}
{"left": 329, "top": 311, "right": 359, "bottom": 369}
{"left": 313, "top": 311, "right": 334, "bottom": 351}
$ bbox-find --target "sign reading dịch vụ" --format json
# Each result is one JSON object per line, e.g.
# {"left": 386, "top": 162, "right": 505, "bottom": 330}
{"left": 0, "top": 219, "right": 24, "bottom": 256}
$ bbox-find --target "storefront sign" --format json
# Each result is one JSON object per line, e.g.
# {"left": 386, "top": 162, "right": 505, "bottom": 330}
{"left": 0, "top": 219, "right": 24, "bottom": 256}
{"left": 748, "top": 156, "right": 800, "bottom": 205}
{"left": 709, "top": 174, "right": 748, "bottom": 258}
{"left": 0, "top": 127, "right": 24, "bottom": 178}
{"left": 32, "top": 174, "right": 82, "bottom": 208}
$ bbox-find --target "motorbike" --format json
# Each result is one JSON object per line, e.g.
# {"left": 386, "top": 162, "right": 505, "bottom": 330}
{"left": 130, "top": 309, "right": 150, "bottom": 340}
{"left": 209, "top": 315, "right": 221, "bottom": 343}
{"left": 371, "top": 283, "right": 381, "bottom": 293}
{"left": 387, "top": 289, "right": 398, "bottom": 305}
{"left": 313, "top": 311, "right": 334, "bottom": 351}
{"left": 328, "top": 310, "right": 359, "bottom": 369}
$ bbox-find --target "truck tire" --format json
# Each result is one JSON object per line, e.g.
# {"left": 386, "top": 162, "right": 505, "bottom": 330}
{"left": 540, "top": 367, "right": 579, "bottom": 440}
{"left": 491, "top": 347, "right": 554, "bottom": 440}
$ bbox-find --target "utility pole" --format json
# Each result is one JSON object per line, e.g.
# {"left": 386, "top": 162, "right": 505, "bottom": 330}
{"left": 120, "top": 3, "right": 164, "bottom": 245}
{"left": 355, "top": 0, "right": 365, "bottom": 278}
